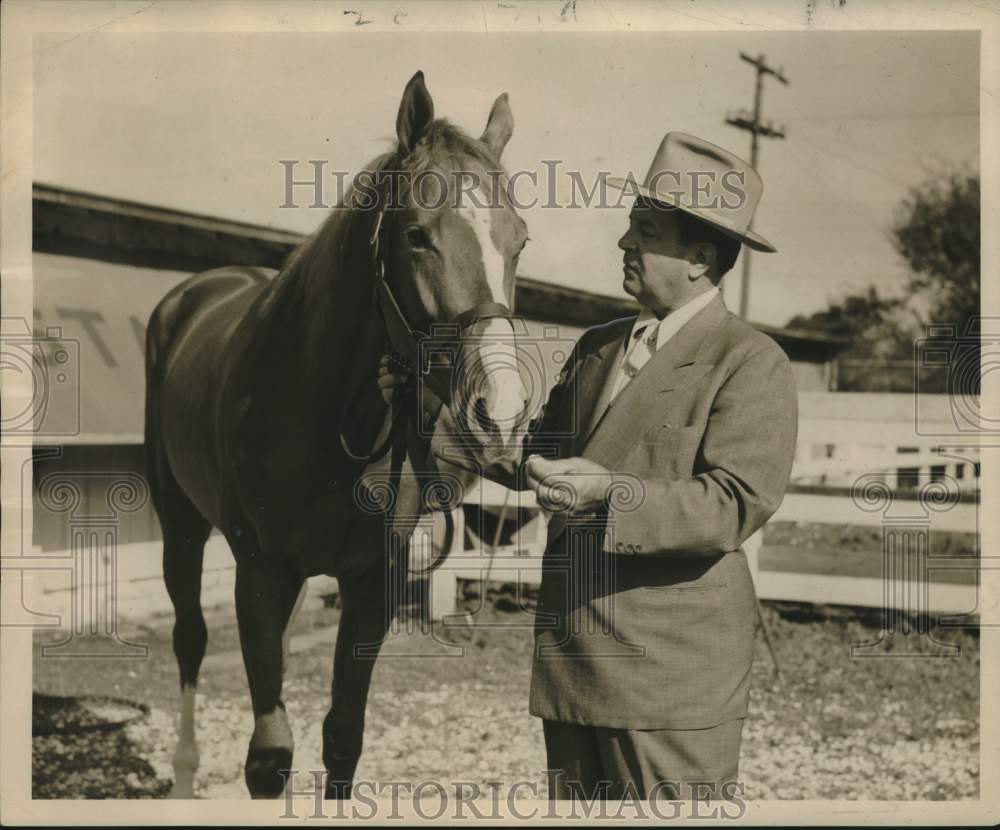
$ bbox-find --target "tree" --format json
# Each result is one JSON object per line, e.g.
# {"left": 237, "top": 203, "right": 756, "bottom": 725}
{"left": 892, "top": 170, "right": 980, "bottom": 395}
{"left": 787, "top": 286, "right": 912, "bottom": 360}
{"left": 892, "top": 170, "right": 980, "bottom": 335}
{"left": 787, "top": 287, "right": 918, "bottom": 391}
{"left": 785, "top": 169, "right": 980, "bottom": 393}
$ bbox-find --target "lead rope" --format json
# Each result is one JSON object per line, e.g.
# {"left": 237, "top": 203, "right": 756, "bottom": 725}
{"left": 338, "top": 349, "right": 412, "bottom": 465}
{"left": 465, "top": 488, "right": 511, "bottom": 645}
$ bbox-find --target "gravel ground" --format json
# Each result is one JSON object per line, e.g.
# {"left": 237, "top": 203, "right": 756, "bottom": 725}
{"left": 33, "top": 588, "right": 979, "bottom": 801}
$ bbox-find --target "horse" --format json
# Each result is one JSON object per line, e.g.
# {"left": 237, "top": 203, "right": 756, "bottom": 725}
{"left": 143, "top": 71, "right": 531, "bottom": 799}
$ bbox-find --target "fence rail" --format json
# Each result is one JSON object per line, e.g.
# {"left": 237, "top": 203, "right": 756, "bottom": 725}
{"left": 13, "top": 393, "right": 982, "bottom": 630}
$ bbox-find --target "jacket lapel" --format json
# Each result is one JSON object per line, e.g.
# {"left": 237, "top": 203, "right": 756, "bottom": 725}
{"left": 570, "top": 319, "right": 632, "bottom": 454}
{"left": 546, "top": 296, "right": 728, "bottom": 547}
{"left": 582, "top": 294, "right": 727, "bottom": 468}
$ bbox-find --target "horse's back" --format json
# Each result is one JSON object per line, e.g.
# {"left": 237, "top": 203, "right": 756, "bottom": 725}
{"left": 146, "top": 266, "right": 276, "bottom": 528}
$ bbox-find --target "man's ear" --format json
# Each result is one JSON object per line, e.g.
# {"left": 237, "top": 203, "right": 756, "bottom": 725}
{"left": 688, "top": 242, "right": 715, "bottom": 281}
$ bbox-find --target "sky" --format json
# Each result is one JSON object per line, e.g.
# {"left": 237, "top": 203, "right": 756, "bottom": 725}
{"left": 34, "top": 29, "right": 980, "bottom": 326}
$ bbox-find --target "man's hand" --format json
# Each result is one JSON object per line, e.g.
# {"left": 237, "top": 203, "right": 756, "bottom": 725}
{"left": 377, "top": 353, "right": 412, "bottom": 405}
{"left": 524, "top": 455, "right": 614, "bottom": 514}
{"left": 378, "top": 353, "right": 445, "bottom": 430}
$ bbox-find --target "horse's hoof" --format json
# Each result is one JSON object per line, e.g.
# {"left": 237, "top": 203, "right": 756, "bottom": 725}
{"left": 324, "top": 779, "right": 353, "bottom": 800}
{"left": 245, "top": 746, "right": 293, "bottom": 799}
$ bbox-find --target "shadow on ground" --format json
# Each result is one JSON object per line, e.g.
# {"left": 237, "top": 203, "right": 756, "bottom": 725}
{"left": 33, "top": 693, "right": 171, "bottom": 799}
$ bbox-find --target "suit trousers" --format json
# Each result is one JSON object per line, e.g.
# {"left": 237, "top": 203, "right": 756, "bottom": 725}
{"left": 543, "top": 717, "right": 744, "bottom": 801}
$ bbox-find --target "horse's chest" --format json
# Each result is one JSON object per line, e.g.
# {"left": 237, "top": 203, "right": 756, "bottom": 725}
{"left": 232, "top": 445, "right": 358, "bottom": 574}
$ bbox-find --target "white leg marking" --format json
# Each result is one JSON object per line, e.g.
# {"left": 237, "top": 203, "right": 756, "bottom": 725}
{"left": 169, "top": 684, "right": 199, "bottom": 798}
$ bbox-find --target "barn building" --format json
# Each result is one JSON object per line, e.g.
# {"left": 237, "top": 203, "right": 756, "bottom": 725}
{"left": 30, "top": 183, "right": 848, "bottom": 552}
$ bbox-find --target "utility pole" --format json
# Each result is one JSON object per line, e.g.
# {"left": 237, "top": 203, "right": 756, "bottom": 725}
{"left": 725, "top": 52, "right": 789, "bottom": 319}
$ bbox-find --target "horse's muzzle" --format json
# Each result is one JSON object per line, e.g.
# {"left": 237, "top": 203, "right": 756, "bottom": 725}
{"left": 456, "top": 319, "right": 530, "bottom": 464}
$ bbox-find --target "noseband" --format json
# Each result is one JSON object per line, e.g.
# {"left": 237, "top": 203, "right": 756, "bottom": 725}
{"left": 339, "top": 191, "right": 514, "bottom": 465}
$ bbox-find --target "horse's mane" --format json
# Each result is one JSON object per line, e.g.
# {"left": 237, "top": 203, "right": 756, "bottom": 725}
{"left": 248, "top": 118, "right": 504, "bottom": 360}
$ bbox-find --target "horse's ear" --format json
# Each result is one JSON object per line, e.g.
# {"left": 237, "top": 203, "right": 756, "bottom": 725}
{"left": 481, "top": 92, "right": 514, "bottom": 160}
{"left": 396, "top": 71, "right": 434, "bottom": 155}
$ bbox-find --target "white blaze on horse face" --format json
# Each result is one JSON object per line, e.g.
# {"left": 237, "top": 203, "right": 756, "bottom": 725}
{"left": 477, "top": 316, "right": 524, "bottom": 447}
{"left": 457, "top": 201, "right": 506, "bottom": 307}
{"left": 457, "top": 201, "right": 526, "bottom": 451}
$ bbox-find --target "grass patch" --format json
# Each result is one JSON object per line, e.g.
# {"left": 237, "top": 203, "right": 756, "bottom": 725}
{"left": 762, "top": 521, "right": 978, "bottom": 585}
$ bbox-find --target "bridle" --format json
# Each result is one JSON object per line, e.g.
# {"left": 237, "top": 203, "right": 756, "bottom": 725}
{"left": 368, "top": 197, "right": 513, "bottom": 399}
{"left": 339, "top": 179, "right": 514, "bottom": 465}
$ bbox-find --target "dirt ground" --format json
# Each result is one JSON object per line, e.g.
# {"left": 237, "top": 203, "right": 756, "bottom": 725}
{"left": 33, "top": 586, "right": 979, "bottom": 801}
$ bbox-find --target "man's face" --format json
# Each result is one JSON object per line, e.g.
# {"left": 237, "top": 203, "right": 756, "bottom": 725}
{"left": 617, "top": 200, "right": 696, "bottom": 314}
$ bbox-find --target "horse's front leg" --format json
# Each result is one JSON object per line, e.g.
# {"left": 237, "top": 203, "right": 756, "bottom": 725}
{"left": 234, "top": 552, "right": 305, "bottom": 798}
{"left": 323, "top": 544, "right": 408, "bottom": 799}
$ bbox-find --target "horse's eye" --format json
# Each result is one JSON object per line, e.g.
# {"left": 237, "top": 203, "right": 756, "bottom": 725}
{"left": 406, "top": 226, "right": 432, "bottom": 251}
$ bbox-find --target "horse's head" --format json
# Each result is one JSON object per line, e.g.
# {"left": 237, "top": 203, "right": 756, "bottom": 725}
{"left": 372, "top": 72, "right": 530, "bottom": 466}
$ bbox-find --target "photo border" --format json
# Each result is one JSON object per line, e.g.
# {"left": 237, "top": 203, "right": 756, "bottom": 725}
{"left": 2, "top": 0, "right": 997, "bottom": 824}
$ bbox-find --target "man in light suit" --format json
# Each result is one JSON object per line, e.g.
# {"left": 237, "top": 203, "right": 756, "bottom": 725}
{"left": 381, "top": 132, "right": 798, "bottom": 801}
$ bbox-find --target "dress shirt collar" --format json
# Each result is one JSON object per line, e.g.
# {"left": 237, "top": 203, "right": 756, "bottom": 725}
{"left": 630, "top": 286, "right": 720, "bottom": 352}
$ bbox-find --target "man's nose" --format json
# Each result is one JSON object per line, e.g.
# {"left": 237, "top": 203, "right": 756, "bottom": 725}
{"left": 618, "top": 228, "right": 634, "bottom": 251}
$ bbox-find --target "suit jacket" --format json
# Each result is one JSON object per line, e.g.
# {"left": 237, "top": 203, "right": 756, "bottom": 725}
{"left": 433, "top": 294, "right": 798, "bottom": 729}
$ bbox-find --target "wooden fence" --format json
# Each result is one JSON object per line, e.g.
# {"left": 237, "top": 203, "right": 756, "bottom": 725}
{"left": 7, "top": 393, "right": 982, "bottom": 637}
{"left": 420, "top": 391, "right": 981, "bottom": 619}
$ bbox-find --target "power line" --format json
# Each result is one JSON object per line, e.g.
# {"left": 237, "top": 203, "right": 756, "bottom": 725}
{"left": 782, "top": 111, "right": 977, "bottom": 123}
{"left": 725, "top": 52, "right": 789, "bottom": 319}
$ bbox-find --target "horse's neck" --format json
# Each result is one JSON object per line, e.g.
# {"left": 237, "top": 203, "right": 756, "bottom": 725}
{"left": 266, "top": 216, "right": 383, "bottom": 398}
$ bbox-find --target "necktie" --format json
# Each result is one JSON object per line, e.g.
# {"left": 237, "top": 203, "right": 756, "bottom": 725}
{"left": 611, "top": 321, "right": 658, "bottom": 402}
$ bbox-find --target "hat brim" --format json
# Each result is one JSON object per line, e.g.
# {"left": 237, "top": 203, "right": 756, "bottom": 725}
{"left": 606, "top": 177, "right": 777, "bottom": 253}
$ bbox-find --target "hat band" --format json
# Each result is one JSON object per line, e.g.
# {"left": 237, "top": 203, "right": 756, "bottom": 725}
{"left": 638, "top": 169, "right": 754, "bottom": 231}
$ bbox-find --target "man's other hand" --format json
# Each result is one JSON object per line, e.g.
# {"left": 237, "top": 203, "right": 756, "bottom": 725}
{"left": 377, "top": 353, "right": 412, "bottom": 405}
{"left": 524, "top": 455, "right": 614, "bottom": 514}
